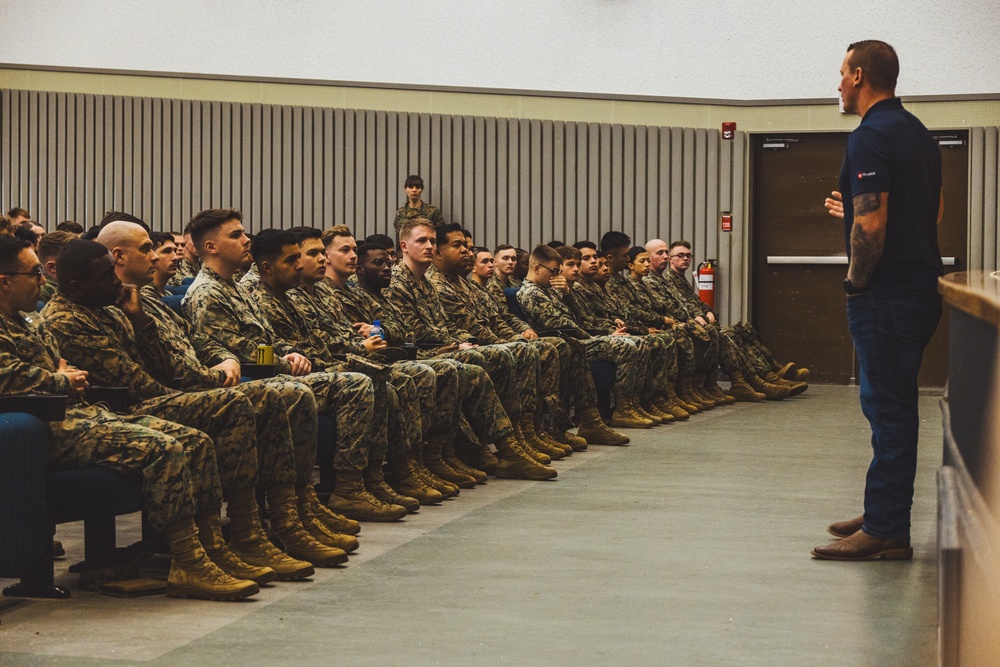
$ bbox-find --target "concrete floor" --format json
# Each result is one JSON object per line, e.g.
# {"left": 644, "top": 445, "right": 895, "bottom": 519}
{"left": 0, "top": 385, "right": 942, "bottom": 666}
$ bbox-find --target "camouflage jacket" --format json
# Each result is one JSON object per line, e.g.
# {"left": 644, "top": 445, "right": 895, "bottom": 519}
{"left": 385, "top": 262, "right": 467, "bottom": 345}
{"left": 239, "top": 263, "right": 260, "bottom": 290}
{"left": 607, "top": 272, "right": 663, "bottom": 330}
{"left": 484, "top": 275, "right": 530, "bottom": 333}
{"left": 427, "top": 267, "right": 518, "bottom": 345}
{"left": 139, "top": 283, "right": 234, "bottom": 390}
{"left": 182, "top": 265, "right": 298, "bottom": 371}
{"left": 569, "top": 281, "right": 620, "bottom": 334}
{"left": 168, "top": 258, "right": 199, "bottom": 286}
{"left": 392, "top": 202, "right": 444, "bottom": 237}
{"left": 644, "top": 271, "right": 702, "bottom": 321}
{"left": 516, "top": 281, "right": 590, "bottom": 340}
{"left": 0, "top": 310, "right": 72, "bottom": 397}
{"left": 38, "top": 280, "right": 57, "bottom": 305}
{"left": 251, "top": 281, "right": 340, "bottom": 371}
{"left": 40, "top": 293, "right": 179, "bottom": 406}
{"left": 663, "top": 269, "right": 714, "bottom": 317}
{"left": 288, "top": 280, "right": 366, "bottom": 357}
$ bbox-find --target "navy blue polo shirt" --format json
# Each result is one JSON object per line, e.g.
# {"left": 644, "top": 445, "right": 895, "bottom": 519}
{"left": 839, "top": 97, "right": 943, "bottom": 296}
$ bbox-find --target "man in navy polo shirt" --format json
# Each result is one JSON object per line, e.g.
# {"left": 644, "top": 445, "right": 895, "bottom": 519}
{"left": 814, "top": 40, "right": 943, "bottom": 561}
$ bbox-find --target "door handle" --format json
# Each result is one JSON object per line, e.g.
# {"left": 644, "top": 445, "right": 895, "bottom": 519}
{"left": 766, "top": 256, "right": 957, "bottom": 266}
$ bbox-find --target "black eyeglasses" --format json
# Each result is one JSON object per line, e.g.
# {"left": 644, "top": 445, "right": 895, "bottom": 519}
{"left": 3, "top": 266, "right": 45, "bottom": 277}
{"left": 669, "top": 253, "right": 693, "bottom": 259}
{"left": 537, "top": 264, "right": 561, "bottom": 275}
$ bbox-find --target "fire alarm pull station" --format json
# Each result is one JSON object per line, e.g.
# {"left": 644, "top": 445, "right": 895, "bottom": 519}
{"left": 722, "top": 122, "right": 736, "bottom": 140}
{"left": 721, "top": 213, "right": 732, "bottom": 232}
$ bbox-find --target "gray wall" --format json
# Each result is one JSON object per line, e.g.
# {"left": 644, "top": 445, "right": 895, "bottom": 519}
{"left": 0, "top": 87, "right": 755, "bottom": 324}
{"left": 969, "top": 127, "right": 1000, "bottom": 271}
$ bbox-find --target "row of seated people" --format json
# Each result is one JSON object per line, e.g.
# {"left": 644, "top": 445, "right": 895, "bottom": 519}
{"left": 0, "top": 209, "right": 806, "bottom": 604}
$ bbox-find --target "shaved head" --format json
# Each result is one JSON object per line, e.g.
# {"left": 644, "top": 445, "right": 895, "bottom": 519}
{"left": 97, "top": 220, "right": 148, "bottom": 251}
{"left": 645, "top": 239, "right": 670, "bottom": 273}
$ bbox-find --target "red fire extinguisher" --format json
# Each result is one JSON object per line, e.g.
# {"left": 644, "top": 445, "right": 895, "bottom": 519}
{"left": 694, "top": 259, "right": 717, "bottom": 309}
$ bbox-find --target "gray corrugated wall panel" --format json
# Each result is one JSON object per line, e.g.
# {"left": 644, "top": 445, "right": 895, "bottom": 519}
{"left": 540, "top": 119, "right": 553, "bottom": 244}
{"left": 982, "top": 127, "right": 998, "bottom": 270}
{"left": 733, "top": 131, "right": 749, "bottom": 321}
{"left": 485, "top": 117, "right": 498, "bottom": 249}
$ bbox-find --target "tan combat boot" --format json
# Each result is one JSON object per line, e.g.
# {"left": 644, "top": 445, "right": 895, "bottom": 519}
{"left": 703, "top": 374, "right": 736, "bottom": 405}
{"left": 389, "top": 459, "right": 445, "bottom": 505}
{"left": 442, "top": 437, "right": 488, "bottom": 484}
{"left": 423, "top": 436, "right": 477, "bottom": 488}
{"left": 511, "top": 422, "right": 552, "bottom": 464}
{"left": 662, "top": 387, "right": 691, "bottom": 420}
{"left": 268, "top": 486, "right": 349, "bottom": 566}
{"left": 674, "top": 381, "right": 702, "bottom": 413}
{"left": 411, "top": 454, "right": 460, "bottom": 498}
{"left": 747, "top": 371, "right": 792, "bottom": 400}
{"left": 764, "top": 371, "right": 808, "bottom": 396}
{"left": 493, "top": 435, "right": 558, "bottom": 480}
{"left": 727, "top": 371, "right": 766, "bottom": 402}
{"left": 365, "top": 466, "right": 420, "bottom": 513}
{"left": 520, "top": 415, "right": 568, "bottom": 459}
{"left": 685, "top": 378, "right": 716, "bottom": 409}
{"left": 610, "top": 398, "right": 654, "bottom": 428}
{"left": 297, "top": 484, "right": 362, "bottom": 536}
{"left": 327, "top": 469, "right": 408, "bottom": 522}
{"left": 164, "top": 517, "right": 259, "bottom": 601}
{"left": 534, "top": 413, "right": 573, "bottom": 456}
{"left": 633, "top": 399, "right": 664, "bottom": 425}
{"left": 196, "top": 511, "right": 276, "bottom": 585}
{"left": 575, "top": 406, "right": 630, "bottom": 445}
{"left": 296, "top": 488, "right": 360, "bottom": 553}
{"left": 227, "top": 487, "right": 315, "bottom": 581}
{"left": 640, "top": 397, "right": 674, "bottom": 423}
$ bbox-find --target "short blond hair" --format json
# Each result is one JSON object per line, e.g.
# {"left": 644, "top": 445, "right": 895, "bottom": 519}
{"left": 398, "top": 217, "right": 435, "bottom": 243}
{"left": 321, "top": 225, "right": 353, "bottom": 248}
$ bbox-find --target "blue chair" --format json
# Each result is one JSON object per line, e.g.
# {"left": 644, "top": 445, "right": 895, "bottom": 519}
{"left": 181, "top": 277, "right": 194, "bottom": 286}
{"left": 162, "top": 294, "right": 185, "bottom": 315}
{"left": 164, "top": 284, "right": 189, "bottom": 297}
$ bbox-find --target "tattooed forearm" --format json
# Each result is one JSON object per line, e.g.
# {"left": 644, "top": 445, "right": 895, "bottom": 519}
{"left": 853, "top": 192, "right": 881, "bottom": 216}
{"left": 848, "top": 221, "right": 885, "bottom": 288}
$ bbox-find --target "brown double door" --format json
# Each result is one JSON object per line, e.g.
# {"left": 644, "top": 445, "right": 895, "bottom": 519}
{"left": 751, "top": 131, "right": 968, "bottom": 386}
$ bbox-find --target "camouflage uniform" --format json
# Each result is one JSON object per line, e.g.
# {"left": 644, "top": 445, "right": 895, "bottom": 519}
{"left": 386, "top": 262, "right": 525, "bottom": 422}
{"left": 516, "top": 281, "right": 643, "bottom": 400}
{"left": 139, "top": 284, "right": 318, "bottom": 489}
{"left": 298, "top": 278, "right": 444, "bottom": 446}
{"left": 570, "top": 278, "right": 672, "bottom": 401}
{"left": 38, "top": 280, "right": 56, "bottom": 304}
{"left": 40, "top": 295, "right": 261, "bottom": 510}
{"left": 1, "top": 311, "right": 202, "bottom": 530}
{"left": 182, "top": 266, "right": 376, "bottom": 474}
{"left": 338, "top": 279, "right": 518, "bottom": 447}
{"left": 168, "top": 258, "right": 199, "bottom": 286}
{"left": 251, "top": 279, "right": 397, "bottom": 471}
{"left": 645, "top": 270, "right": 725, "bottom": 375}
{"left": 392, "top": 202, "right": 444, "bottom": 238}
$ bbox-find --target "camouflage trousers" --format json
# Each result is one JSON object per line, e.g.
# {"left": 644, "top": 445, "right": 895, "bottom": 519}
{"left": 431, "top": 353, "right": 517, "bottom": 446}
{"left": 47, "top": 403, "right": 203, "bottom": 530}
{"left": 527, "top": 336, "right": 578, "bottom": 429}
{"left": 294, "top": 371, "right": 375, "bottom": 473}
{"left": 132, "top": 388, "right": 258, "bottom": 507}
{"left": 725, "top": 323, "right": 777, "bottom": 377}
{"left": 438, "top": 346, "right": 521, "bottom": 421}
{"left": 554, "top": 337, "right": 599, "bottom": 413}
{"left": 381, "top": 361, "right": 438, "bottom": 467}
{"left": 582, "top": 335, "right": 644, "bottom": 398}
{"left": 669, "top": 325, "right": 698, "bottom": 380}
{"left": 492, "top": 341, "right": 541, "bottom": 416}
{"left": 686, "top": 322, "right": 720, "bottom": 375}
{"left": 634, "top": 332, "right": 677, "bottom": 398}
{"left": 232, "top": 378, "right": 318, "bottom": 489}
{"left": 716, "top": 329, "right": 751, "bottom": 377}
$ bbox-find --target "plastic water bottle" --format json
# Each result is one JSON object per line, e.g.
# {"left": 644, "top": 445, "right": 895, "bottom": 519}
{"left": 371, "top": 320, "right": 385, "bottom": 340}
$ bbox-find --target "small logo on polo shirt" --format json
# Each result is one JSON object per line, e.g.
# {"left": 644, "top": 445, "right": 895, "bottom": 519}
{"left": 857, "top": 171, "right": 876, "bottom": 180}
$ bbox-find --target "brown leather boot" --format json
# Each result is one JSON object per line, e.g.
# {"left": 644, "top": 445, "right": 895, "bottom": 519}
{"left": 327, "top": 469, "right": 408, "bottom": 522}
{"left": 493, "top": 435, "right": 558, "bottom": 480}
{"left": 364, "top": 466, "right": 420, "bottom": 513}
{"left": 610, "top": 398, "right": 654, "bottom": 428}
{"left": 727, "top": 372, "right": 766, "bottom": 402}
{"left": 423, "top": 436, "right": 477, "bottom": 488}
{"left": 642, "top": 398, "right": 675, "bottom": 423}
{"left": 827, "top": 515, "right": 865, "bottom": 539}
{"left": 411, "top": 455, "right": 460, "bottom": 498}
{"left": 227, "top": 487, "right": 315, "bottom": 581}
{"left": 764, "top": 371, "right": 808, "bottom": 396}
{"left": 196, "top": 511, "right": 276, "bottom": 585}
{"left": 520, "top": 415, "right": 568, "bottom": 459}
{"left": 634, "top": 399, "right": 664, "bottom": 425}
{"left": 164, "top": 517, "right": 260, "bottom": 600}
{"left": 389, "top": 459, "right": 445, "bottom": 505}
{"left": 663, "top": 388, "right": 691, "bottom": 420}
{"left": 747, "top": 371, "right": 792, "bottom": 400}
{"left": 684, "top": 378, "right": 716, "bottom": 409}
{"left": 575, "top": 407, "right": 630, "bottom": 445}
{"left": 703, "top": 374, "right": 736, "bottom": 405}
{"left": 811, "top": 530, "right": 912, "bottom": 561}
{"left": 268, "top": 486, "right": 349, "bottom": 566}
{"left": 296, "top": 484, "right": 362, "bottom": 537}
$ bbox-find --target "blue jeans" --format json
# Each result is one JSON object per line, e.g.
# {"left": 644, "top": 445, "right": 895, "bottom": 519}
{"left": 847, "top": 291, "right": 941, "bottom": 540}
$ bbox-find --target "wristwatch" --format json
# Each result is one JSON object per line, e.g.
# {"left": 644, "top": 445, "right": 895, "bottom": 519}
{"left": 843, "top": 278, "right": 868, "bottom": 295}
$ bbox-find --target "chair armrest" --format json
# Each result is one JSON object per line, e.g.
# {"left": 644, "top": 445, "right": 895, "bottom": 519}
{"left": 240, "top": 364, "right": 278, "bottom": 380}
{"left": 85, "top": 387, "right": 131, "bottom": 413}
{"left": 0, "top": 395, "right": 68, "bottom": 421}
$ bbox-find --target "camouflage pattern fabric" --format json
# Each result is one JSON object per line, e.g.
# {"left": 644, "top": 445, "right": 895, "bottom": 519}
{"left": 168, "top": 258, "right": 199, "bottom": 286}
{"left": 0, "top": 310, "right": 197, "bottom": 529}
{"left": 181, "top": 266, "right": 377, "bottom": 473}
{"left": 392, "top": 202, "right": 444, "bottom": 238}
